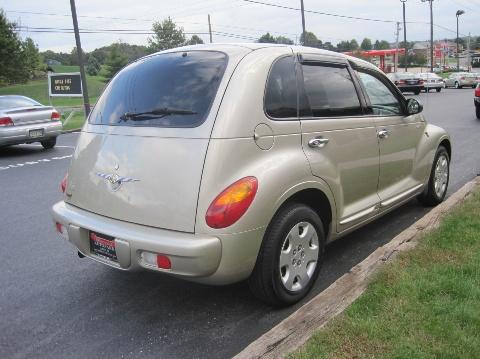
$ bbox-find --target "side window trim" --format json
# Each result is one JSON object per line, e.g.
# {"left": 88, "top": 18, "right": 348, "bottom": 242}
{"left": 354, "top": 66, "right": 408, "bottom": 116}
{"left": 296, "top": 57, "right": 366, "bottom": 120}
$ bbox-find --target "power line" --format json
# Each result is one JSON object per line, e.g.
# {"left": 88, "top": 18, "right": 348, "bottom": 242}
{"left": 241, "top": 0, "right": 396, "bottom": 23}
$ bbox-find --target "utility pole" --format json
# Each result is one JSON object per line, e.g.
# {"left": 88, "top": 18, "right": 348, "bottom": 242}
{"left": 208, "top": 14, "right": 213, "bottom": 43}
{"left": 400, "top": 0, "right": 408, "bottom": 71}
{"left": 455, "top": 10, "right": 465, "bottom": 71}
{"left": 395, "top": 22, "right": 401, "bottom": 73}
{"left": 421, "top": 0, "right": 434, "bottom": 72}
{"left": 69, "top": 0, "right": 90, "bottom": 117}
{"left": 300, "top": 0, "right": 306, "bottom": 46}
{"left": 467, "top": 32, "right": 471, "bottom": 71}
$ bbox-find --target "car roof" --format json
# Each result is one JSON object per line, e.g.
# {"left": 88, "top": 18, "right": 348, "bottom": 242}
{"left": 145, "top": 43, "right": 378, "bottom": 71}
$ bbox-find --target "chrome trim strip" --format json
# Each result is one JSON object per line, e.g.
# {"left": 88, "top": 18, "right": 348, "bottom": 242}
{"left": 339, "top": 206, "right": 377, "bottom": 225}
{"left": 380, "top": 184, "right": 424, "bottom": 208}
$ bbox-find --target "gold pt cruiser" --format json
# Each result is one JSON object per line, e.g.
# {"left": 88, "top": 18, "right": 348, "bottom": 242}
{"left": 52, "top": 44, "right": 451, "bottom": 306}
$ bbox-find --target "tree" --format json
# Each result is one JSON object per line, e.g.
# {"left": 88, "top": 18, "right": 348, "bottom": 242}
{"left": 275, "top": 36, "right": 294, "bottom": 45}
{"left": 186, "top": 35, "right": 204, "bottom": 45}
{"left": 360, "top": 38, "right": 372, "bottom": 51}
{"left": 377, "top": 40, "right": 391, "bottom": 50}
{"left": 336, "top": 40, "right": 352, "bottom": 52}
{"left": 300, "top": 31, "right": 318, "bottom": 47}
{"left": 350, "top": 39, "right": 359, "bottom": 50}
{"left": 258, "top": 32, "right": 276, "bottom": 43}
{"left": 323, "top": 41, "right": 336, "bottom": 51}
{"left": 22, "top": 37, "right": 40, "bottom": 78}
{"left": 0, "top": 10, "right": 28, "bottom": 84}
{"left": 148, "top": 17, "right": 186, "bottom": 52}
{"left": 104, "top": 43, "right": 128, "bottom": 80}
{"left": 86, "top": 55, "right": 101, "bottom": 76}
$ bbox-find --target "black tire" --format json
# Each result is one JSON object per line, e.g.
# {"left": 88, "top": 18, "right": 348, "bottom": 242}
{"left": 418, "top": 146, "right": 450, "bottom": 206}
{"left": 476, "top": 106, "right": 480, "bottom": 120}
{"left": 436, "top": 88, "right": 441, "bottom": 93}
{"left": 414, "top": 89, "right": 421, "bottom": 95}
{"left": 248, "top": 203, "right": 325, "bottom": 307}
{"left": 425, "top": 88, "right": 429, "bottom": 93}
{"left": 455, "top": 82, "right": 461, "bottom": 89}
{"left": 40, "top": 137, "right": 57, "bottom": 149}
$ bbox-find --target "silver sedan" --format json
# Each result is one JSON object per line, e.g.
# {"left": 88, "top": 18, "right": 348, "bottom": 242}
{"left": 0, "top": 95, "right": 62, "bottom": 149}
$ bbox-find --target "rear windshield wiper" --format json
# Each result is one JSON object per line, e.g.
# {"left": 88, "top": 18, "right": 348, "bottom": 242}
{"left": 120, "top": 107, "right": 197, "bottom": 122}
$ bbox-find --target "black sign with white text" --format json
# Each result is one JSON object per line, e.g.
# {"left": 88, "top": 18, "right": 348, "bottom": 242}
{"left": 48, "top": 73, "right": 83, "bottom": 97}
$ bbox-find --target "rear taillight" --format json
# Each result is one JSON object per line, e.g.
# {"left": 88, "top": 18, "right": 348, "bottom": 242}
{"left": 0, "top": 117, "right": 13, "bottom": 126}
{"left": 61, "top": 173, "right": 68, "bottom": 193}
{"left": 206, "top": 176, "right": 258, "bottom": 229}
{"left": 51, "top": 111, "right": 61, "bottom": 120}
{"left": 398, "top": 80, "right": 406, "bottom": 84}
{"left": 418, "top": 80, "right": 424, "bottom": 85}
{"left": 475, "top": 87, "right": 480, "bottom": 97}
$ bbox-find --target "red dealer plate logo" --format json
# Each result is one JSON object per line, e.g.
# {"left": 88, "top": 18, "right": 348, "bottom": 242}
{"left": 89, "top": 231, "right": 118, "bottom": 262}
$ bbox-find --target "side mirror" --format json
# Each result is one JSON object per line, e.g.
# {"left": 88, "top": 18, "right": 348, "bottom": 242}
{"left": 406, "top": 98, "right": 423, "bottom": 115}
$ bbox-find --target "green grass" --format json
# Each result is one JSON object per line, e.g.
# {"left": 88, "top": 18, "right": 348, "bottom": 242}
{"left": 292, "top": 190, "right": 480, "bottom": 359}
{"left": 0, "top": 65, "right": 105, "bottom": 107}
{"left": 61, "top": 111, "right": 86, "bottom": 131}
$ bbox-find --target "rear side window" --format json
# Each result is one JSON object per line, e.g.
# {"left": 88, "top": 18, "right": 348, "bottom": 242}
{"left": 89, "top": 51, "right": 228, "bottom": 128}
{"left": 265, "top": 56, "right": 297, "bottom": 118}
{"left": 300, "top": 64, "right": 363, "bottom": 117}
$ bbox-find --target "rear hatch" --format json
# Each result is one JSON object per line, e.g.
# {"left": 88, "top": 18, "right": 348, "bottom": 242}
{"left": 65, "top": 49, "right": 236, "bottom": 233}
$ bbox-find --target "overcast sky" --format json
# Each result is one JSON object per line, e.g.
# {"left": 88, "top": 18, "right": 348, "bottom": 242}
{"left": 1, "top": 0, "right": 478, "bottom": 52}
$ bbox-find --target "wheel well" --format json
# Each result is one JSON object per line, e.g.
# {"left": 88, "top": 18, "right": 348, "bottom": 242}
{"left": 282, "top": 189, "right": 332, "bottom": 235}
{"left": 439, "top": 139, "right": 451, "bottom": 159}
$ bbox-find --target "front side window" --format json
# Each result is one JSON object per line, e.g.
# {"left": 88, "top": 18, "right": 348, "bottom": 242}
{"left": 89, "top": 51, "right": 228, "bottom": 128}
{"left": 357, "top": 71, "right": 403, "bottom": 116}
{"left": 300, "top": 64, "right": 363, "bottom": 118}
{"left": 264, "top": 56, "right": 297, "bottom": 118}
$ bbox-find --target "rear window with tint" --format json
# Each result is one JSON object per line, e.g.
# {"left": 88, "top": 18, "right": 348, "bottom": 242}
{"left": 300, "top": 64, "right": 363, "bottom": 118}
{"left": 89, "top": 51, "right": 228, "bottom": 128}
{"left": 0, "top": 96, "right": 41, "bottom": 110}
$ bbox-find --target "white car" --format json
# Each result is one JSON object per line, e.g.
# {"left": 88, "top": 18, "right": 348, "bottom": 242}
{"left": 416, "top": 73, "right": 444, "bottom": 92}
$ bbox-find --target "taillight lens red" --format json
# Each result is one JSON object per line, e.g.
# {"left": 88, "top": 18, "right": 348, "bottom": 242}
{"left": 206, "top": 177, "right": 258, "bottom": 229}
{"left": 51, "top": 111, "right": 61, "bottom": 120}
{"left": 398, "top": 80, "right": 406, "bottom": 84}
{"left": 61, "top": 173, "right": 68, "bottom": 193}
{"left": 0, "top": 117, "right": 13, "bottom": 126}
{"left": 418, "top": 80, "right": 424, "bottom": 85}
{"left": 475, "top": 87, "right": 480, "bottom": 97}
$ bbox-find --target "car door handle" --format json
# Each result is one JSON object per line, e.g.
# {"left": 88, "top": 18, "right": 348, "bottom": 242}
{"left": 378, "top": 129, "right": 389, "bottom": 139}
{"left": 308, "top": 137, "right": 329, "bottom": 148}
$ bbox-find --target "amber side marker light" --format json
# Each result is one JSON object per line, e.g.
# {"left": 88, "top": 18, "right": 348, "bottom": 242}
{"left": 206, "top": 176, "right": 258, "bottom": 229}
{"left": 61, "top": 173, "right": 68, "bottom": 193}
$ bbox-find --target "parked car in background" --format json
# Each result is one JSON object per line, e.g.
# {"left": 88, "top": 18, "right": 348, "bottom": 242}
{"left": 475, "top": 83, "right": 480, "bottom": 119}
{"left": 0, "top": 95, "right": 62, "bottom": 149}
{"left": 52, "top": 44, "right": 451, "bottom": 307}
{"left": 386, "top": 72, "right": 424, "bottom": 94}
{"left": 444, "top": 72, "right": 478, "bottom": 89}
{"left": 416, "top": 73, "right": 444, "bottom": 92}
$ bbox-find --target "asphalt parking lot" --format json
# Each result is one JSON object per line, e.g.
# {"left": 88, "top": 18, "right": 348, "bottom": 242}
{"left": 1, "top": 88, "right": 479, "bottom": 359}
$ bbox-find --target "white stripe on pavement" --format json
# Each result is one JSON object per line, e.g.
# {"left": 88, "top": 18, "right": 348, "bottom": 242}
{"left": 0, "top": 155, "right": 72, "bottom": 171}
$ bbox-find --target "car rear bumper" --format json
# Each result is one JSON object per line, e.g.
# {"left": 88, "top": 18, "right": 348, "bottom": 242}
{"left": 398, "top": 85, "right": 423, "bottom": 92}
{"left": 0, "top": 120, "right": 62, "bottom": 146}
{"left": 52, "top": 201, "right": 222, "bottom": 276}
{"left": 52, "top": 201, "right": 265, "bottom": 285}
{"left": 475, "top": 97, "right": 480, "bottom": 106}
{"left": 424, "top": 82, "right": 443, "bottom": 89}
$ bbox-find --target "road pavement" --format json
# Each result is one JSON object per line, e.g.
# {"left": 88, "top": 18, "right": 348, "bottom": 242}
{"left": 0, "top": 88, "right": 478, "bottom": 359}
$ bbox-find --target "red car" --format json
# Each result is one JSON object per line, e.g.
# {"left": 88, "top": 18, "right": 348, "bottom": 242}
{"left": 475, "top": 83, "right": 480, "bottom": 119}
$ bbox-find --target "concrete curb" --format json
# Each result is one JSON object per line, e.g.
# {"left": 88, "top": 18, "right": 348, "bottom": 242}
{"left": 234, "top": 177, "right": 480, "bottom": 359}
